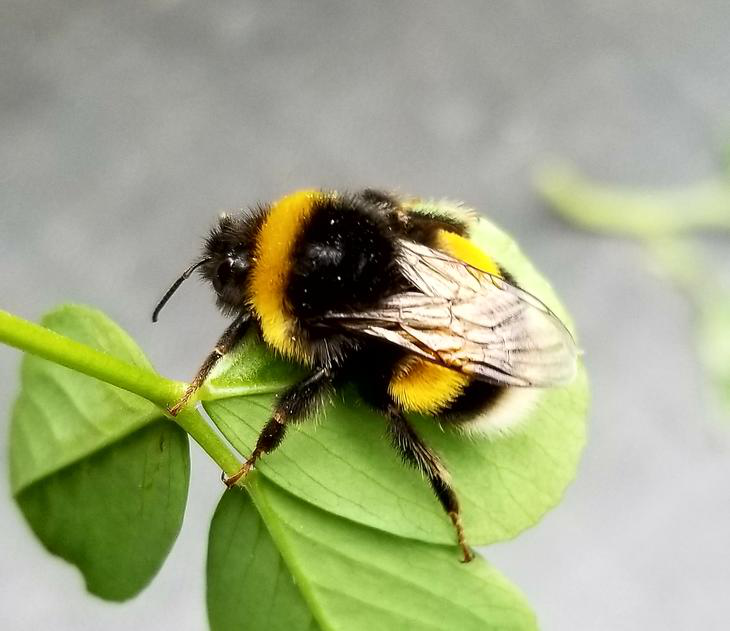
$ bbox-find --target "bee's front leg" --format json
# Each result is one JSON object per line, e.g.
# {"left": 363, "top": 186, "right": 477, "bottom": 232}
{"left": 169, "top": 312, "right": 251, "bottom": 416}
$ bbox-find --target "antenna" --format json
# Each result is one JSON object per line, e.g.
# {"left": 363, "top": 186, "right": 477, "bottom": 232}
{"left": 152, "top": 258, "right": 211, "bottom": 322}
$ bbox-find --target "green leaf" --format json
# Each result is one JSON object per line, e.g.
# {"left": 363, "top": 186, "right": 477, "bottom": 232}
{"left": 17, "top": 420, "right": 189, "bottom": 600}
{"left": 207, "top": 482, "right": 537, "bottom": 631}
{"left": 537, "top": 164, "right": 730, "bottom": 236}
{"left": 203, "top": 218, "right": 589, "bottom": 545}
{"left": 207, "top": 485, "right": 319, "bottom": 631}
{"left": 9, "top": 305, "right": 190, "bottom": 600}
{"left": 203, "top": 328, "right": 305, "bottom": 400}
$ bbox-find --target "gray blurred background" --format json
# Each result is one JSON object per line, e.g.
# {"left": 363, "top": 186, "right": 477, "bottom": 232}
{"left": 2, "top": 2, "right": 730, "bottom": 629}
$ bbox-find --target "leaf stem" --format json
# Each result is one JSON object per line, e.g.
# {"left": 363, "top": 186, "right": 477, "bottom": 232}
{"left": 174, "top": 408, "right": 241, "bottom": 475}
{"left": 0, "top": 309, "right": 245, "bottom": 474}
{"left": 0, "top": 309, "right": 184, "bottom": 408}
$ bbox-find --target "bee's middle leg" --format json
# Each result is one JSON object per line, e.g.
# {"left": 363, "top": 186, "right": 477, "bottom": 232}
{"left": 223, "top": 366, "right": 335, "bottom": 487}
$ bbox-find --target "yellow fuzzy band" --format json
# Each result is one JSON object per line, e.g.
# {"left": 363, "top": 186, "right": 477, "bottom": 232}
{"left": 435, "top": 229, "right": 502, "bottom": 276}
{"left": 389, "top": 229, "right": 500, "bottom": 414}
{"left": 389, "top": 357, "right": 470, "bottom": 414}
{"left": 249, "top": 190, "right": 325, "bottom": 362}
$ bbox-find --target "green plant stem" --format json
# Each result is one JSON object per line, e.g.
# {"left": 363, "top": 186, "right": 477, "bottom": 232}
{"left": 175, "top": 408, "right": 241, "bottom": 475}
{"left": 0, "top": 309, "right": 245, "bottom": 476}
{"left": 0, "top": 309, "right": 183, "bottom": 407}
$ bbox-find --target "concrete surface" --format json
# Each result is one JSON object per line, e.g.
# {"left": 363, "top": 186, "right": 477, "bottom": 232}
{"left": 2, "top": 2, "right": 730, "bottom": 629}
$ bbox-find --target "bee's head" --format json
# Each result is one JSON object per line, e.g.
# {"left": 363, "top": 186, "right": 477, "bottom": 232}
{"left": 152, "top": 206, "right": 267, "bottom": 322}
{"left": 198, "top": 212, "right": 262, "bottom": 314}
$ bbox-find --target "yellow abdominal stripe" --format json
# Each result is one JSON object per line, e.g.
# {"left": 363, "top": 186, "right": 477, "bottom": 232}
{"left": 389, "top": 357, "right": 470, "bottom": 414}
{"left": 389, "top": 229, "right": 503, "bottom": 415}
{"left": 248, "top": 189, "right": 325, "bottom": 362}
{"left": 435, "top": 229, "right": 502, "bottom": 276}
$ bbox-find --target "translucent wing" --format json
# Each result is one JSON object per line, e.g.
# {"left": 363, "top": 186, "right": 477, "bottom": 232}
{"left": 318, "top": 240, "right": 578, "bottom": 387}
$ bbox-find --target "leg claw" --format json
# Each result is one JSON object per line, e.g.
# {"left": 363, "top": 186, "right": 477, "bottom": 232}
{"left": 222, "top": 461, "right": 253, "bottom": 488}
{"left": 459, "top": 544, "right": 476, "bottom": 563}
{"left": 168, "top": 402, "right": 184, "bottom": 417}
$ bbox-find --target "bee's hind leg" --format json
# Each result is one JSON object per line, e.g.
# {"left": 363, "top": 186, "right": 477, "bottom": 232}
{"left": 385, "top": 404, "right": 475, "bottom": 563}
{"left": 223, "top": 366, "right": 335, "bottom": 487}
{"left": 169, "top": 313, "right": 251, "bottom": 416}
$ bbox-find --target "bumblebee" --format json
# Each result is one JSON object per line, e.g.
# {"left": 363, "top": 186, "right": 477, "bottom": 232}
{"left": 153, "top": 189, "right": 578, "bottom": 561}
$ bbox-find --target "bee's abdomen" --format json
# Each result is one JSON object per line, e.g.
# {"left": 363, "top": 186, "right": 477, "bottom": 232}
{"left": 385, "top": 355, "right": 505, "bottom": 417}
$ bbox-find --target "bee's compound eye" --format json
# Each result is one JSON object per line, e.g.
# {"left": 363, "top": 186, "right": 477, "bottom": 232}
{"left": 214, "top": 256, "right": 248, "bottom": 291}
{"left": 216, "top": 258, "right": 235, "bottom": 287}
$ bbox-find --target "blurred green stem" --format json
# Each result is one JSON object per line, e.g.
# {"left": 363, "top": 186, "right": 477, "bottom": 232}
{"left": 537, "top": 165, "right": 730, "bottom": 236}
{"left": 644, "top": 239, "right": 714, "bottom": 303}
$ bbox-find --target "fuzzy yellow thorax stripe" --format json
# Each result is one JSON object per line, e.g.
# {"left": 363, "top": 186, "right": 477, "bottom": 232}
{"left": 249, "top": 189, "right": 325, "bottom": 362}
{"left": 435, "top": 229, "right": 501, "bottom": 276}
{"left": 389, "top": 357, "right": 470, "bottom": 414}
